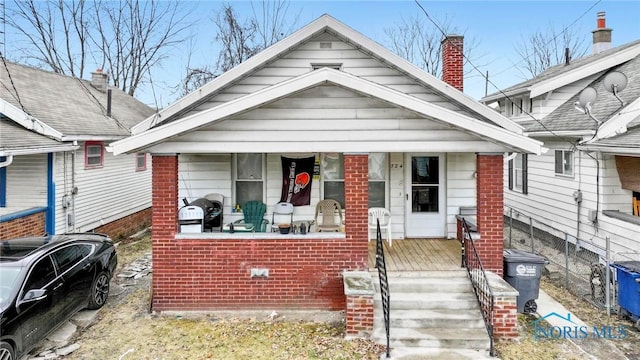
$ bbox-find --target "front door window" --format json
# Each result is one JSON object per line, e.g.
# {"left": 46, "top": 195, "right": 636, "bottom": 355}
{"left": 411, "top": 156, "right": 439, "bottom": 212}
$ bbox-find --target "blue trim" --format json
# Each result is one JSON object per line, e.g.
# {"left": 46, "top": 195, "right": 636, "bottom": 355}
{"left": 0, "top": 207, "right": 47, "bottom": 222}
{"left": 46, "top": 153, "right": 55, "bottom": 234}
{"left": 0, "top": 156, "right": 6, "bottom": 207}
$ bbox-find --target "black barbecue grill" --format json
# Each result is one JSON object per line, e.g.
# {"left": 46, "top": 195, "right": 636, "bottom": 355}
{"left": 179, "top": 193, "right": 223, "bottom": 232}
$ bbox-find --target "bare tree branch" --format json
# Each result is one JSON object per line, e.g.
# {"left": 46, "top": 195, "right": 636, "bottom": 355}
{"left": 515, "top": 24, "right": 589, "bottom": 78}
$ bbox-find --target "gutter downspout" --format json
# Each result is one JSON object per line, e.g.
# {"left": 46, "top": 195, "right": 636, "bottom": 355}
{"left": 0, "top": 155, "right": 14, "bottom": 168}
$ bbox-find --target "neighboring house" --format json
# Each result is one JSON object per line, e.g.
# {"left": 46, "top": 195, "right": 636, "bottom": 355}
{"left": 109, "top": 15, "right": 542, "bottom": 312}
{"left": 0, "top": 61, "right": 155, "bottom": 240}
{"left": 481, "top": 12, "right": 640, "bottom": 261}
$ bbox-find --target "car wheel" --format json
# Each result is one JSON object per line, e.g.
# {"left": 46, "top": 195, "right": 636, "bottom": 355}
{"left": 0, "top": 341, "right": 15, "bottom": 360}
{"left": 87, "top": 271, "right": 110, "bottom": 310}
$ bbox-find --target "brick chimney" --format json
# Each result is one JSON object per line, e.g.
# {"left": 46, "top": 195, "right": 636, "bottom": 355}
{"left": 91, "top": 68, "right": 108, "bottom": 92}
{"left": 592, "top": 11, "right": 612, "bottom": 54}
{"left": 441, "top": 34, "right": 464, "bottom": 91}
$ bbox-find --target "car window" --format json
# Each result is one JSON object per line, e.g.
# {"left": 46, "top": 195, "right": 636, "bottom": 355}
{"left": 23, "top": 257, "right": 57, "bottom": 292}
{"left": 51, "top": 244, "right": 93, "bottom": 274}
{"left": 0, "top": 266, "right": 22, "bottom": 306}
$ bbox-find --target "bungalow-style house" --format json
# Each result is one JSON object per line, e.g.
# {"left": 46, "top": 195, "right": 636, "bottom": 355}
{"left": 110, "top": 14, "right": 542, "bottom": 338}
{"left": 0, "top": 61, "right": 155, "bottom": 240}
{"left": 481, "top": 13, "right": 640, "bottom": 263}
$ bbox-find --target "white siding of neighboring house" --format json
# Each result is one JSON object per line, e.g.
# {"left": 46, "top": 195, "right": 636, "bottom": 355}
{"left": 54, "top": 143, "right": 151, "bottom": 234}
{"left": 0, "top": 154, "right": 48, "bottom": 216}
{"left": 504, "top": 142, "right": 638, "bottom": 259}
{"left": 178, "top": 151, "right": 478, "bottom": 240}
{"left": 186, "top": 33, "right": 478, "bottom": 122}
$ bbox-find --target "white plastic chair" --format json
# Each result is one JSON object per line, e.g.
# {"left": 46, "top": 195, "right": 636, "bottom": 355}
{"left": 368, "top": 207, "right": 392, "bottom": 246}
{"left": 271, "top": 202, "right": 294, "bottom": 232}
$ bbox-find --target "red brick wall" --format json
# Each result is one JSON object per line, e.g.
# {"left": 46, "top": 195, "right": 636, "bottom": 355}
{"left": 493, "top": 296, "right": 519, "bottom": 340}
{"left": 345, "top": 295, "right": 374, "bottom": 337}
{"left": 94, "top": 208, "right": 152, "bottom": 242}
{"left": 441, "top": 35, "right": 464, "bottom": 91}
{"left": 150, "top": 154, "right": 370, "bottom": 311}
{"left": 0, "top": 211, "right": 46, "bottom": 240}
{"left": 344, "top": 154, "right": 369, "bottom": 256}
{"left": 476, "top": 154, "right": 504, "bottom": 276}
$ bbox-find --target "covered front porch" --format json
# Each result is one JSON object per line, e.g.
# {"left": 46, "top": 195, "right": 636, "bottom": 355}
{"left": 367, "top": 238, "right": 461, "bottom": 271}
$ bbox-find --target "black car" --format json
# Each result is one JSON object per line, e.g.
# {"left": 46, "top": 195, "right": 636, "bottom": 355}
{"left": 0, "top": 233, "right": 117, "bottom": 360}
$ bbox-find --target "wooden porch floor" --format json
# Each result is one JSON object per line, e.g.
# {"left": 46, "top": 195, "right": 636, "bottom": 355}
{"left": 368, "top": 238, "right": 462, "bottom": 271}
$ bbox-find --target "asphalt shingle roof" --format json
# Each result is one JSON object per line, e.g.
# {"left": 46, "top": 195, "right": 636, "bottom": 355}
{"left": 0, "top": 117, "right": 63, "bottom": 150}
{"left": 1, "top": 61, "right": 155, "bottom": 138}
{"left": 527, "top": 54, "right": 640, "bottom": 133}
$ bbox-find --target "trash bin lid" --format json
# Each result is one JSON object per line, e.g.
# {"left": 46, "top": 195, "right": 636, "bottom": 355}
{"left": 613, "top": 261, "right": 640, "bottom": 273}
{"left": 503, "top": 249, "right": 547, "bottom": 264}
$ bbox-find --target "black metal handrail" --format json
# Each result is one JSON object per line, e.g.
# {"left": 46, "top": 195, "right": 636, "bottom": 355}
{"left": 375, "top": 219, "right": 391, "bottom": 359}
{"left": 461, "top": 219, "right": 496, "bottom": 357}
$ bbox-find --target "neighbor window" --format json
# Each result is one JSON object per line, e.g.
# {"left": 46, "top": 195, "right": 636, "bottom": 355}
{"left": 85, "top": 141, "right": 104, "bottom": 168}
{"left": 234, "top": 153, "right": 264, "bottom": 207}
{"left": 555, "top": 150, "right": 573, "bottom": 176}
{"left": 508, "top": 153, "right": 528, "bottom": 194}
{"left": 136, "top": 153, "right": 147, "bottom": 171}
{"left": 368, "top": 153, "right": 387, "bottom": 208}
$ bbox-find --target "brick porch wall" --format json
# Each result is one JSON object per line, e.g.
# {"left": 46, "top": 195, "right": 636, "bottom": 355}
{"left": 476, "top": 154, "right": 504, "bottom": 276}
{"left": 94, "top": 207, "right": 152, "bottom": 242}
{"left": 150, "top": 154, "right": 369, "bottom": 311}
{"left": 0, "top": 211, "right": 46, "bottom": 240}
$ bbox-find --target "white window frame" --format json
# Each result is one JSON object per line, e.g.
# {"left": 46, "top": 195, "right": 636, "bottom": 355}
{"left": 555, "top": 150, "right": 574, "bottom": 177}
{"left": 233, "top": 153, "right": 265, "bottom": 206}
{"left": 136, "top": 153, "right": 147, "bottom": 171}
{"left": 368, "top": 153, "right": 388, "bottom": 208}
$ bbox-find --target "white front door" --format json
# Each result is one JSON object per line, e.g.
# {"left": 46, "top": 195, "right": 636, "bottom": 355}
{"left": 405, "top": 153, "right": 445, "bottom": 237}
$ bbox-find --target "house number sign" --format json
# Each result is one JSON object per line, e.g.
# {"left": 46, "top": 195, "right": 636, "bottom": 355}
{"left": 390, "top": 163, "right": 403, "bottom": 168}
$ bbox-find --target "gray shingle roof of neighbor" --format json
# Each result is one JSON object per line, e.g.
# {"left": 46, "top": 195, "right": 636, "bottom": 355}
{"left": 0, "top": 117, "right": 63, "bottom": 150}
{"left": 592, "top": 125, "right": 640, "bottom": 147}
{"left": 526, "top": 53, "right": 640, "bottom": 133}
{"left": 484, "top": 39, "right": 640, "bottom": 100}
{"left": 0, "top": 61, "right": 155, "bottom": 138}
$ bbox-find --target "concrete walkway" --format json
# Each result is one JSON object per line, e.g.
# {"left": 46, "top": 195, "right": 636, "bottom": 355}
{"left": 536, "top": 289, "right": 629, "bottom": 360}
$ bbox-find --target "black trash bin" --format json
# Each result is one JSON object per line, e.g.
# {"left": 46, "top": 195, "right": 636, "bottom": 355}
{"left": 503, "top": 249, "right": 548, "bottom": 314}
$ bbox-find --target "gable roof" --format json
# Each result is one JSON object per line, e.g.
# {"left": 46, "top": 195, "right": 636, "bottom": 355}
{"left": 110, "top": 67, "right": 543, "bottom": 155}
{"left": 482, "top": 40, "right": 640, "bottom": 103}
{"left": 0, "top": 61, "right": 155, "bottom": 141}
{"left": 133, "top": 14, "right": 523, "bottom": 135}
{"left": 526, "top": 52, "right": 640, "bottom": 135}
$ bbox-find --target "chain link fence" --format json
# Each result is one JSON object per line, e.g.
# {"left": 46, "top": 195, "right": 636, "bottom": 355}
{"left": 504, "top": 206, "right": 640, "bottom": 314}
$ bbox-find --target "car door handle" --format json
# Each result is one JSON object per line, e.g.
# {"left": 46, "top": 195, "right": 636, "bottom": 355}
{"left": 53, "top": 283, "right": 63, "bottom": 291}
{"left": 82, "top": 263, "right": 91, "bottom": 271}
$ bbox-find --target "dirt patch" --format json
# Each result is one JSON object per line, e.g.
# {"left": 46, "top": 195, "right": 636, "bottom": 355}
{"left": 60, "top": 237, "right": 385, "bottom": 360}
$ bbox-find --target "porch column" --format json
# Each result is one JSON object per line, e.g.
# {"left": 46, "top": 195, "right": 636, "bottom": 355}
{"left": 151, "top": 154, "right": 178, "bottom": 311}
{"left": 476, "top": 153, "right": 504, "bottom": 276}
{"left": 344, "top": 153, "right": 369, "bottom": 269}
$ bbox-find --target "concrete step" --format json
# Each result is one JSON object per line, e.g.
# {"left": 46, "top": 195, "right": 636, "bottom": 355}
{"left": 373, "top": 327, "right": 491, "bottom": 350}
{"left": 374, "top": 292, "right": 478, "bottom": 310}
{"left": 374, "top": 277, "right": 474, "bottom": 293}
{"left": 375, "top": 309, "right": 485, "bottom": 329}
{"left": 381, "top": 347, "right": 494, "bottom": 359}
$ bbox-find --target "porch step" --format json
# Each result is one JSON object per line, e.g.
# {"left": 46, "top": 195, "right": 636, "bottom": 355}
{"left": 371, "top": 270, "right": 491, "bottom": 357}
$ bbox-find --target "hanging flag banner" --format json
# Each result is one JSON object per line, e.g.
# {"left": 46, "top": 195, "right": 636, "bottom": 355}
{"left": 280, "top": 156, "right": 315, "bottom": 206}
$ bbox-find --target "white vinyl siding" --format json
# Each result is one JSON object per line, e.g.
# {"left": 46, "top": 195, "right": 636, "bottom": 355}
{"left": 504, "top": 148, "right": 639, "bottom": 260}
{"left": 54, "top": 144, "right": 151, "bottom": 234}
{"left": 446, "top": 153, "right": 477, "bottom": 238}
{"left": 0, "top": 154, "right": 48, "bottom": 215}
{"left": 186, "top": 32, "right": 478, "bottom": 122}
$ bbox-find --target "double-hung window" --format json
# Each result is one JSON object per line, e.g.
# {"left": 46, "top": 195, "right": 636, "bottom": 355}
{"left": 368, "top": 153, "right": 387, "bottom": 208}
{"left": 555, "top": 150, "right": 574, "bottom": 177}
{"left": 85, "top": 141, "right": 103, "bottom": 169}
{"left": 322, "top": 153, "right": 345, "bottom": 208}
{"left": 321, "top": 153, "right": 388, "bottom": 208}
{"left": 136, "top": 153, "right": 147, "bottom": 171}
{"left": 508, "top": 153, "right": 528, "bottom": 194}
{"left": 234, "top": 153, "right": 264, "bottom": 206}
